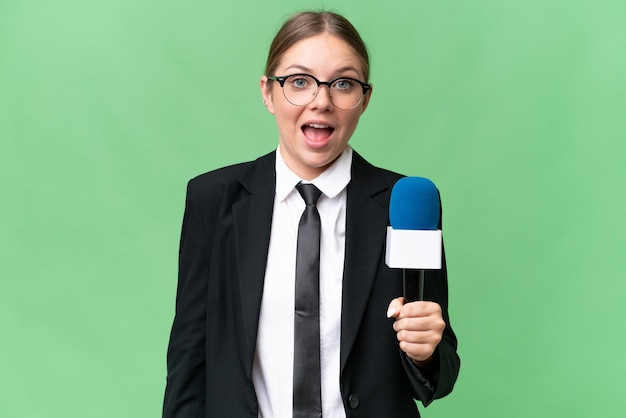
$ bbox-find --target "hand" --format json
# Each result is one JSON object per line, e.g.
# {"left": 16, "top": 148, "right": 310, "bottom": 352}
{"left": 387, "top": 297, "right": 446, "bottom": 364}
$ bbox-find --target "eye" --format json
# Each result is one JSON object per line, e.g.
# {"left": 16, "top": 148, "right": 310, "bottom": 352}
{"left": 289, "top": 75, "right": 310, "bottom": 89}
{"left": 333, "top": 79, "right": 355, "bottom": 91}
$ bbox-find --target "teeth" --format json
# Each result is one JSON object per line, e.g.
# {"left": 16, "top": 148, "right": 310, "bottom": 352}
{"left": 307, "top": 123, "right": 331, "bottom": 129}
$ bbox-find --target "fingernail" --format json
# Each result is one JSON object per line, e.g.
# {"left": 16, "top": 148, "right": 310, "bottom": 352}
{"left": 387, "top": 307, "right": 395, "bottom": 318}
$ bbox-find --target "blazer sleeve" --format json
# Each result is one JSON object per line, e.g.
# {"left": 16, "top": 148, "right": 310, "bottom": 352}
{"left": 163, "top": 179, "right": 213, "bottom": 417}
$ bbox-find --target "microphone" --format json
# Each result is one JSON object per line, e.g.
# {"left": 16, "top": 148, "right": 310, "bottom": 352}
{"left": 385, "top": 177, "right": 442, "bottom": 302}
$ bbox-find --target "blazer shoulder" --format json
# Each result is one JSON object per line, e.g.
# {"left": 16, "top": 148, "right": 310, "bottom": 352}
{"left": 352, "top": 150, "right": 444, "bottom": 195}
{"left": 187, "top": 151, "right": 276, "bottom": 194}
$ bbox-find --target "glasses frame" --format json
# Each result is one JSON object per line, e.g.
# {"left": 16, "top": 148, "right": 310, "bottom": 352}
{"left": 268, "top": 73, "right": 372, "bottom": 110}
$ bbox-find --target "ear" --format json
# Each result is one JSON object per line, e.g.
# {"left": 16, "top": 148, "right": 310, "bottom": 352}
{"left": 260, "top": 76, "right": 275, "bottom": 114}
{"left": 359, "top": 83, "right": 373, "bottom": 115}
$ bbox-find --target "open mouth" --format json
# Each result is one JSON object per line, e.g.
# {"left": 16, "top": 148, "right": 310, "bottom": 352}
{"left": 302, "top": 123, "right": 335, "bottom": 142}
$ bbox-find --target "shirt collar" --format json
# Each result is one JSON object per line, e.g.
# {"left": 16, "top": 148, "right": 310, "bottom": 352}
{"left": 275, "top": 146, "right": 353, "bottom": 202}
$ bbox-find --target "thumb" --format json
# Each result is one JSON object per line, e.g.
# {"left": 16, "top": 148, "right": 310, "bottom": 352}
{"left": 386, "top": 297, "right": 405, "bottom": 318}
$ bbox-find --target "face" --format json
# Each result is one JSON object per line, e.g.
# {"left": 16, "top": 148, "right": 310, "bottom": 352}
{"left": 260, "top": 33, "right": 372, "bottom": 180}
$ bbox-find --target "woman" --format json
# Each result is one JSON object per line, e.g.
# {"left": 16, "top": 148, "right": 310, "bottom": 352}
{"left": 163, "top": 11, "right": 459, "bottom": 418}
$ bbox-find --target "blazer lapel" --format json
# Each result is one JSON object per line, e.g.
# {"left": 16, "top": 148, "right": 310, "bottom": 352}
{"left": 340, "top": 152, "right": 392, "bottom": 371}
{"left": 232, "top": 152, "right": 276, "bottom": 374}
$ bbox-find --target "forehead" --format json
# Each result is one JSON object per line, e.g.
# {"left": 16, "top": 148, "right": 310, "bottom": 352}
{"left": 277, "top": 33, "right": 365, "bottom": 77}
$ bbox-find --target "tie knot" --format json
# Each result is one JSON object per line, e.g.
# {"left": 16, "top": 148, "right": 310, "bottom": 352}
{"left": 296, "top": 182, "right": 322, "bottom": 206}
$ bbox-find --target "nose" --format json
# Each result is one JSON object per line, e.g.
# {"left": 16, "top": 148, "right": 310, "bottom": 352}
{"left": 310, "top": 84, "right": 334, "bottom": 110}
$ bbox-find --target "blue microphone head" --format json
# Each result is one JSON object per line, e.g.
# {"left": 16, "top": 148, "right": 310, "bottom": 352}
{"left": 389, "top": 177, "right": 440, "bottom": 230}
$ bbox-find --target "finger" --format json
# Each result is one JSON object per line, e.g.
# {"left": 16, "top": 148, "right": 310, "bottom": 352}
{"left": 386, "top": 297, "right": 405, "bottom": 318}
{"left": 393, "top": 315, "right": 446, "bottom": 334}
{"left": 398, "top": 301, "right": 442, "bottom": 319}
{"left": 395, "top": 328, "right": 443, "bottom": 346}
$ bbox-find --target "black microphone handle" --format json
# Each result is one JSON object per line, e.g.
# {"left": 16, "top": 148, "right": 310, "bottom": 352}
{"left": 403, "top": 269, "right": 424, "bottom": 302}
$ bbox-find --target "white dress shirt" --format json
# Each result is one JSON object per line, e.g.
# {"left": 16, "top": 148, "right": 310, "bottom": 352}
{"left": 252, "top": 146, "right": 352, "bottom": 418}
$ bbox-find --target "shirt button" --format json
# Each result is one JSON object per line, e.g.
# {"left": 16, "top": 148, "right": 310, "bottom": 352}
{"left": 348, "top": 393, "right": 360, "bottom": 409}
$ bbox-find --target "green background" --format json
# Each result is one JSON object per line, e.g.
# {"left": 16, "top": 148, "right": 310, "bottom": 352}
{"left": 2, "top": 0, "right": 625, "bottom": 416}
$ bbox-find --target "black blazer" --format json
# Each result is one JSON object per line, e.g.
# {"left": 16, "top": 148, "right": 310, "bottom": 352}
{"left": 163, "top": 150, "right": 460, "bottom": 417}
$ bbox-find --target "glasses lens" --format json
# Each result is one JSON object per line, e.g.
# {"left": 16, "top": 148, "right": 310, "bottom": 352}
{"left": 282, "top": 75, "right": 318, "bottom": 106}
{"left": 330, "top": 79, "right": 364, "bottom": 109}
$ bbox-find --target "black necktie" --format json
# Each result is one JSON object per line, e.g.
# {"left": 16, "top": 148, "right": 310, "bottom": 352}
{"left": 293, "top": 182, "right": 323, "bottom": 418}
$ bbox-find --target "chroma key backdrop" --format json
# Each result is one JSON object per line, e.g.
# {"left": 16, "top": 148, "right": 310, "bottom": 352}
{"left": 2, "top": 0, "right": 625, "bottom": 417}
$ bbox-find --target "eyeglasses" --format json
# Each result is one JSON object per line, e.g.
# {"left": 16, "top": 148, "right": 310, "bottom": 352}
{"left": 268, "top": 73, "right": 371, "bottom": 110}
